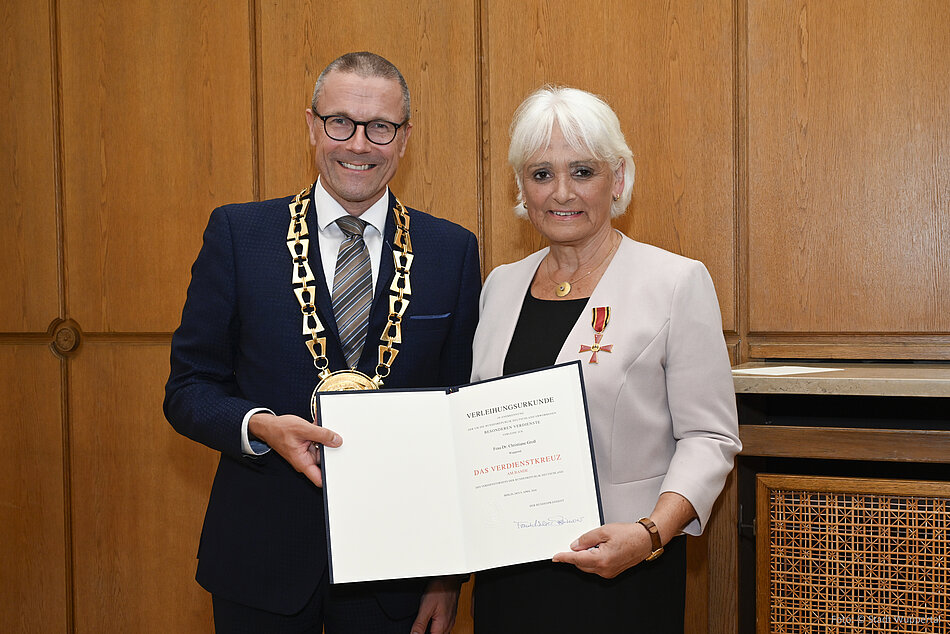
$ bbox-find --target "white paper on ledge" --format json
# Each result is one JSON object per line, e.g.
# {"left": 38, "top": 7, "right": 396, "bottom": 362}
{"left": 731, "top": 366, "right": 844, "bottom": 376}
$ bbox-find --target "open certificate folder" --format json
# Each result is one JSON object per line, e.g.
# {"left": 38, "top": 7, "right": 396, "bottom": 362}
{"left": 315, "top": 361, "right": 603, "bottom": 584}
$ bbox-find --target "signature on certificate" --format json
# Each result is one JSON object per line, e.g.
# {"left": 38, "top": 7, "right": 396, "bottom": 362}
{"left": 514, "top": 515, "right": 584, "bottom": 529}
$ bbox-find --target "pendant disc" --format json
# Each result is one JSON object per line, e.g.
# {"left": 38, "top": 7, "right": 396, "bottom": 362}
{"left": 556, "top": 282, "right": 571, "bottom": 297}
{"left": 310, "top": 370, "right": 380, "bottom": 419}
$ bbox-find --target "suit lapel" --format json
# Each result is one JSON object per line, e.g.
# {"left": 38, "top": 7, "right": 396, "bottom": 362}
{"left": 305, "top": 186, "right": 346, "bottom": 367}
{"left": 488, "top": 249, "right": 547, "bottom": 376}
{"left": 357, "top": 192, "right": 399, "bottom": 373}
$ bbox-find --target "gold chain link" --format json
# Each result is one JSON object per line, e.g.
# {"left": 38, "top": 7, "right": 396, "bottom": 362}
{"left": 287, "top": 185, "right": 412, "bottom": 386}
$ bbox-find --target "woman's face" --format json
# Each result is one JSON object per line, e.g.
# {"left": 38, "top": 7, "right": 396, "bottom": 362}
{"left": 521, "top": 125, "right": 623, "bottom": 248}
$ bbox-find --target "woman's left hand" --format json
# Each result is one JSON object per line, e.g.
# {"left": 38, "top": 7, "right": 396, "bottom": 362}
{"left": 552, "top": 522, "right": 652, "bottom": 579}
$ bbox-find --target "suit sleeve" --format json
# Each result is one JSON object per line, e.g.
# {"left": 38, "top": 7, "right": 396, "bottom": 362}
{"left": 164, "top": 207, "right": 261, "bottom": 460}
{"left": 438, "top": 231, "right": 481, "bottom": 387}
{"left": 660, "top": 261, "right": 741, "bottom": 533}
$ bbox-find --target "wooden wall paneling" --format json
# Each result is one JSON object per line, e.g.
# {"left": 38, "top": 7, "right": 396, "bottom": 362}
{"left": 706, "top": 470, "right": 738, "bottom": 634}
{"left": 747, "top": 1, "right": 950, "bottom": 339}
{"left": 747, "top": 334, "right": 950, "bottom": 361}
{"left": 0, "top": 0, "right": 60, "bottom": 332}
{"left": 58, "top": 1, "right": 256, "bottom": 333}
{"left": 0, "top": 345, "right": 67, "bottom": 632}
{"left": 685, "top": 532, "right": 710, "bottom": 633}
{"left": 740, "top": 425, "right": 950, "bottom": 463}
{"left": 483, "top": 0, "right": 737, "bottom": 330}
{"left": 258, "top": 0, "right": 481, "bottom": 237}
{"left": 486, "top": 0, "right": 737, "bottom": 331}
{"left": 69, "top": 343, "right": 217, "bottom": 631}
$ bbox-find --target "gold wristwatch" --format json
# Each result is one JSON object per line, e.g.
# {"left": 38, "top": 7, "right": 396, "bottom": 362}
{"left": 637, "top": 517, "right": 664, "bottom": 561}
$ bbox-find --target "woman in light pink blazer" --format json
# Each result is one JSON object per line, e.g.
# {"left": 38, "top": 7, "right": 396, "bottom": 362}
{"left": 471, "top": 86, "right": 741, "bottom": 633}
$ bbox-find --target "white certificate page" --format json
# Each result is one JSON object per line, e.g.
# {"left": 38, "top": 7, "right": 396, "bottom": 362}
{"left": 317, "top": 362, "right": 602, "bottom": 583}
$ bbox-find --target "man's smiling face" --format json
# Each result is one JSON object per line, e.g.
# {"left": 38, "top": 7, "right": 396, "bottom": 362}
{"left": 306, "top": 70, "right": 411, "bottom": 216}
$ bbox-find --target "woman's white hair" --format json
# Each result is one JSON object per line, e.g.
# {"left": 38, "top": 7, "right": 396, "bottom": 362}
{"left": 508, "top": 85, "right": 635, "bottom": 218}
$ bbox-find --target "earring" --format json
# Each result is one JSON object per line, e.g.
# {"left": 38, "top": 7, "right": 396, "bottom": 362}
{"left": 612, "top": 194, "right": 620, "bottom": 202}
{"left": 521, "top": 201, "right": 527, "bottom": 209}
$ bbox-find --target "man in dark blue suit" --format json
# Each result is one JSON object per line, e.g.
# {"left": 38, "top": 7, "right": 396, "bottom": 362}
{"left": 164, "top": 51, "right": 480, "bottom": 633}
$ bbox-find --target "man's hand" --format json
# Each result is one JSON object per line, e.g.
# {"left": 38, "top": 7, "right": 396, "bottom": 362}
{"left": 248, "top": 412, "right": 341, "bottom": 487}
{"left": 411, "top": 577, "right": 463, "bottom": 634}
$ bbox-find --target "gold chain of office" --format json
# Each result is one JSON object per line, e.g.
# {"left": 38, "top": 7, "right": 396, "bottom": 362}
{"left": 286, "top": 184, "right": 413, "bottom": 396}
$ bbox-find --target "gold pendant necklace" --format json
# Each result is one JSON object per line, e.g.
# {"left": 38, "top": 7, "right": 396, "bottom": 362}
{"left": 286, "top": 184, "right": 413, "bottom": 418}
{"left": 547, "top": 235, "right": 620, "bottom": 298}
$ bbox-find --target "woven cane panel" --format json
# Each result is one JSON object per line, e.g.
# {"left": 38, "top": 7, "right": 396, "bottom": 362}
{"left": 761, "top": 476, "right": 949, "bottom": 633}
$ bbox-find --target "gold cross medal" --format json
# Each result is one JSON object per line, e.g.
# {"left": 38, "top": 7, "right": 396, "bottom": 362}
{"left": 579, "top": 306, "right": 613, "bottom": 364}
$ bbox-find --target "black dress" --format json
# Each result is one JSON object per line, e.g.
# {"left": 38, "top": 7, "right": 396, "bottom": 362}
{"left": 473, "top": 290, "right": 687, "bottom": 634}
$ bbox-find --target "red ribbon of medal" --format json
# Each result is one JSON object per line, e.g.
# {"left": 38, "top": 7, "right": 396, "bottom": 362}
{"left": 579, "top": 306, "right": 613, "bottom": 363}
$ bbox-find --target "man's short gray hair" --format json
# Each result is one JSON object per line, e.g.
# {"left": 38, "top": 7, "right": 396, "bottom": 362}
{"left": 311, "top": 51, "right": 411, "bottom": 121}
{"left": 508, "top": 85, "right": 635, "bottom": 218}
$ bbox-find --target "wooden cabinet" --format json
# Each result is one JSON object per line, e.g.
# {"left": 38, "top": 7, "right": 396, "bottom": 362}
{"left": 710, "top": 363, "right": 950, "bottom": 632}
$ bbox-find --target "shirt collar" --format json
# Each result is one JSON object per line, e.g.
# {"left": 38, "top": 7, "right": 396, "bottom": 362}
{"left": 313, "top": 177, "right": 389, "bottom": 236}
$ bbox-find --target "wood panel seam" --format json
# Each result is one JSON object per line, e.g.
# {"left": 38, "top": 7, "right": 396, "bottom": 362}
{"left": 49, "top": 0, "right": 66, "bottom": 323}
{"left": 249, "top": 0, "right": 263, "bottom": 200}
{"left": 475, "top": 0, "right": 490, "bottom": 279}
{"left": 735, "top": 0, "right": 750, "bottom": 368}
{"left": 48, "top": 0, "right": 75, "bottom": 630}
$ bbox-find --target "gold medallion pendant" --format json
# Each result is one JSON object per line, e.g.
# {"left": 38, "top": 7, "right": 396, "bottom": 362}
{"left": 555, "top": 282, "right": 572, "bottom": 297}
{"left": 310, "top": 369, "right": 380, "bottom": 419}
{"left": 316, "top": 369, "right": 380, "bottom": 392}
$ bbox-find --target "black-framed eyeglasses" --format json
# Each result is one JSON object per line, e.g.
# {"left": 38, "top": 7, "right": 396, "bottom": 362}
{"left": 313, "top": 112, "right": 407, "bottom": 146}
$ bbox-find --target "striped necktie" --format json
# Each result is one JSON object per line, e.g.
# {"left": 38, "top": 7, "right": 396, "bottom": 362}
{"left": 332, "top": 215, "right": 373, "bottom": 369}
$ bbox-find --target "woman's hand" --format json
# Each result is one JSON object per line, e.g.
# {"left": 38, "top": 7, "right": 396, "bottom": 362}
{"left": 552, "top": 522, "right": 652, "bottom": 578}
{"left": 553, "top": 492, "right": 698, "bottom": 578}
